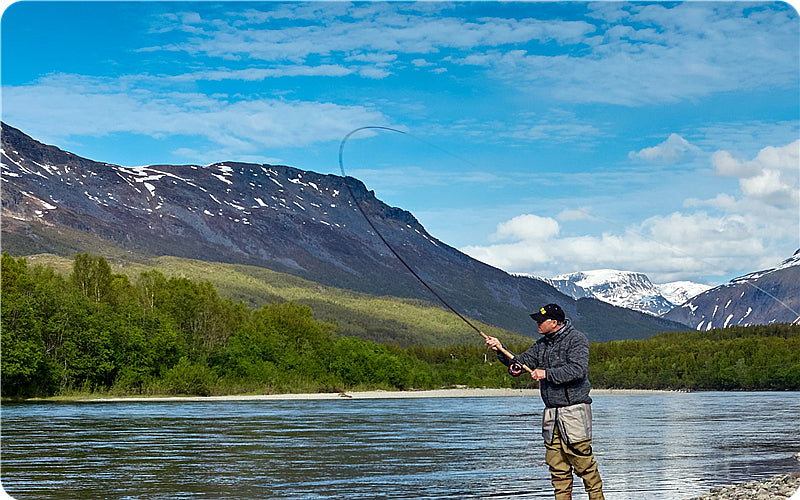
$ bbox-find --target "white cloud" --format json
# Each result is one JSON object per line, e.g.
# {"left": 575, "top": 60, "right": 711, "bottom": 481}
{"left": 2, "top": 74, "right": 391, "bottom": 159}
{"left": 557, "top": 208, "right": 597, "bottom": 222}
{"left": 508, "top": 121, "right": 604, "bottom": 144}
{"left": 629, "top": 133, "right": 701, "bottom": 163}
{"left": 474, "top": 3, "right": 798, "bottom": 106}
{"left": 711, "top": 140, "right": 799, "bottom": 209}
{"left": 461, "top": 140, "right": 800, "bottom": 284}
{"left": 491, "top": 214, "right": 560, "bottom": 242}
{"left": 462, "top": 214, "right": 775, "bottom": 283}
{"left": 139, "top": 3, "right": 797, "bottom": 107}
{"left": 358, "top": 67, "right": 393, "bottom": 79}
{"left": 150, "top": 5, "right": 595, "bottom": 69}
{"left": 742, "top": 169, "right": 786, "bottom": 199}
{"left": 710, "top": 150, "right": 751, "bottom": 177}
{"left": 171, "top": 65, "right": 355, "bottom": 81}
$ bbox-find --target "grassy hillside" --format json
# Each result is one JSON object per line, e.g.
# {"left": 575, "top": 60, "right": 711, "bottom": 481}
{"left": 21, "top": 253, "right": 534, "bottom": 348}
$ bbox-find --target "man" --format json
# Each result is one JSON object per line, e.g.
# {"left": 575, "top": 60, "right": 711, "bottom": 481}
{"left": 485, "top": 303, "right": 605, "bottom": 500}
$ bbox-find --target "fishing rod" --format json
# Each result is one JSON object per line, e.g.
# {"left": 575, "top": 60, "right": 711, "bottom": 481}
{"left": 338, "top": 126, "right": 534, "bottom": 376}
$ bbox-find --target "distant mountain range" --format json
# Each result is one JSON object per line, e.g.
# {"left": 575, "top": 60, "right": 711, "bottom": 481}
{"left": 524, "top": 252, "right": 799, "bottom": 329}
{"left": 0, "top": 122, "right": 686, "bottom": 343}
{"left": 662, "top": 251, "right": 800, "bottom": 329}
{"left": 526, "top": 270, "right": 711, "bottom": 316}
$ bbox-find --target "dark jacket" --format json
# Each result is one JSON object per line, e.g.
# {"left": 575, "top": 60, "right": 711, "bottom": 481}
{"left": 497, "top": 321, "right": 592, "bottom": 408}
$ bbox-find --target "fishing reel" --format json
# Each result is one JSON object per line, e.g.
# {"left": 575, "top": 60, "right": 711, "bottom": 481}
{"left": 508, "top": 362, "right": 523, "bottom": 377}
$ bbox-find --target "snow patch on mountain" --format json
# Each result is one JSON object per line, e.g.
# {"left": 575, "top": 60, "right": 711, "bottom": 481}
{"left": 657, "top": 281, "right": 712, "bottom": 306}
{"left": 555, "top": 270, "right": 676, "bottom": 316}
{"left": 663, "top": 251, "right": 800, "bottom": 329}
{"left": 521, "top": 269, "right": 710, "bottom": 317}
{"left": 732, "top": 250, "right": 800, "bottom": 282}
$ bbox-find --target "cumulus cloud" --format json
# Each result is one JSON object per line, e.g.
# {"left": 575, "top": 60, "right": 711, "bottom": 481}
{"left": 711, "top": 140, "right": 799, "bottom": 209}
{"left": 629, "top": 133, "right": 701, "bottom": 163}
{"left": 491, "top": 214, "right": 560, "bottom": 242}
{"left": 461, "top": 140, "right": 799, "bottom": 283}
{"left": 463, "top": 212, "right": 773, "bottom": 283}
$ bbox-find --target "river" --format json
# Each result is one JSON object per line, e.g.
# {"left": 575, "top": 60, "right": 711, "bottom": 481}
{"left": 2, "top": 391, "right": 799, "bottom": 499}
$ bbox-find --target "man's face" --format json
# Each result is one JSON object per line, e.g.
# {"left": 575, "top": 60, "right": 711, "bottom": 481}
{"left": 537, "top": 318, "right": 561, "bottom": 335}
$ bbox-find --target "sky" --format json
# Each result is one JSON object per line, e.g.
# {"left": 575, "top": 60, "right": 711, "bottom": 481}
{"left": 1, "top": 1, "right": 798, "bottom": 286}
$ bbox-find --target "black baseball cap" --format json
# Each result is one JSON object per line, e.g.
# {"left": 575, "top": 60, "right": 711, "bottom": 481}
{"left": 529, "top": 303, "right": 565, "bottom": 323}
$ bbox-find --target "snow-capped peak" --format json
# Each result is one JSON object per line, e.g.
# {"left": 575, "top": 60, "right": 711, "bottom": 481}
{"left": 530, "top": 269, "right": 709, "bottom": 316}
{"left": 555, "top": 269, "right": 651, "bottom": 289}
{"left": 657, "top": 281, "right": 712, "bottom": 306}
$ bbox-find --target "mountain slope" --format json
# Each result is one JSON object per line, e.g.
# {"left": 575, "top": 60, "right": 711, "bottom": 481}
{"left": 0, "top": 122, "right": 687, "bottom": 342}
{"left": 662, "top": 251, "right": 800, "bottom": 329}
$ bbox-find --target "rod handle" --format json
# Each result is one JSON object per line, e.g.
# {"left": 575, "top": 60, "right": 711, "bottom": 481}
{"left": 479, "top": 331, "right": 535, "bottom": 375}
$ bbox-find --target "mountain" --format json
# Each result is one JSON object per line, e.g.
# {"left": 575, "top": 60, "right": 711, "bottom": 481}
{"left": 527, "top": 269, "right": 710, "bottom": 316}
{"left": 662, "top": 251, "right": 800, "bottom": 329}
{"left": 546, "top": 270, "right": 676, "bottom": 316}
{"left": 657, "top": 281, "right": 712, "bottom": 306}
{"left": 0, "top": 122, "right": 687, "bottom": 343}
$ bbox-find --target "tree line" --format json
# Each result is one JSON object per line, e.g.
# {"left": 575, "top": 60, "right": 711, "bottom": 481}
{"left": 590, "top": 324, "right": 800, "bottom": 390}
{"left": 2, "top": 253, "right": 798, "bottom": 398}
{"left": 1, "top": 253, "right": 520, "bottom": 398}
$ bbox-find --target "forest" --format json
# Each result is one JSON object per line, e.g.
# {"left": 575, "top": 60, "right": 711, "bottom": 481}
{"left": 2, "top": 253, "right": 798, "bottom": 399}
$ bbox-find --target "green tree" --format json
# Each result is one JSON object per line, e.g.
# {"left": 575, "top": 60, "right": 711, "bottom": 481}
{"left": 1, "top": 254, "right": 84, "bottom": 396}
{"left": 135, "top": 269, "right": 168, "bottom": 313}
{"left": 1, "top": 254, "right": 47, "bottom": 396}
{"left": 70, "top": 253, "right": 112, "bottom": 302}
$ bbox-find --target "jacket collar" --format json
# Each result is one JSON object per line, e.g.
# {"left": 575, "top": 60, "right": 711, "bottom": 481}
{"left": 543, "top": 321, "right": 571, "bottom": 341}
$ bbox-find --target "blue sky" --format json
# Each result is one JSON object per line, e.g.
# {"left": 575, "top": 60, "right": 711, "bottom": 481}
{"left": 2, "top": 1, "right": 798, "bottom": 286}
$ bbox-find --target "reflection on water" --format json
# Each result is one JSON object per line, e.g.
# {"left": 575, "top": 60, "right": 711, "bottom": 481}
{"left": 2, "top": 392, "right": 799, "bottom": 499}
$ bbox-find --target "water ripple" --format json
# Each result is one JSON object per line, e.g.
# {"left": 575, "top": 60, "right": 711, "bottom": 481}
{"left": 2, "top": 392, "right": 799, "bottom": 499}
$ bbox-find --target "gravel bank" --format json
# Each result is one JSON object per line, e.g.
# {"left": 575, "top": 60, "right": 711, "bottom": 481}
{"left": 75, "top": 387, "right": 670, "bottom": 402}
{"left": 77, "top": 387, "right": 542, "bottom": 402}
{"left": 689, "top": 473, "right": 800, "bottom": 500}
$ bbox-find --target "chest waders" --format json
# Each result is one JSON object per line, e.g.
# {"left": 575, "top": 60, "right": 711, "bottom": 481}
{"left": 543, "top": 404, "right": 604, "bottom": 500}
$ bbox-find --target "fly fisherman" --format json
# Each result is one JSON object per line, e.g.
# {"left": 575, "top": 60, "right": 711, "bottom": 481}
{"left": 485, "top": 303, "right": 605, "bottom": 500}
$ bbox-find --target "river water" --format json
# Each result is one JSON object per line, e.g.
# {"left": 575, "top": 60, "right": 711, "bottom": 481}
{"left": 2, "top": 392, "right": 799, "bottom": 499}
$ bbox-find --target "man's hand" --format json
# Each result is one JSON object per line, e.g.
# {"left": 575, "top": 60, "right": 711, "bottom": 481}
{"left": 531, "top": 368, "right": 546, "bottom": 381}
{"left": 484, "top": 336, "right": 502, "bottom": 351}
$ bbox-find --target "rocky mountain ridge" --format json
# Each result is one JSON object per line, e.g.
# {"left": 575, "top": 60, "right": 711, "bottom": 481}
{"left": 524, "top": 257, "right": 798, "bottom": 329}
{"left": 526, "top": 270, "right": 711, "bottom": 316}
{"left": 662, "top": 251, "right": 800, "bottom": 329}
{"left": 0, "top": 122, "right": 686, "bottom": 342}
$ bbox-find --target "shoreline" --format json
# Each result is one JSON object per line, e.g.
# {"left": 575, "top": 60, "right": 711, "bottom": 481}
{"left": 70, "top": 387, "right": 668, "bottom": 403}
{"left": 688, "top": 473, "right": 800, "bottom": 500}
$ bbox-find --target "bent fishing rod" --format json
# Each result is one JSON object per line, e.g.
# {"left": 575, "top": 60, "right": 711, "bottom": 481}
{"left": 338, "top": 126, "right": 534, "bottom": 376}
